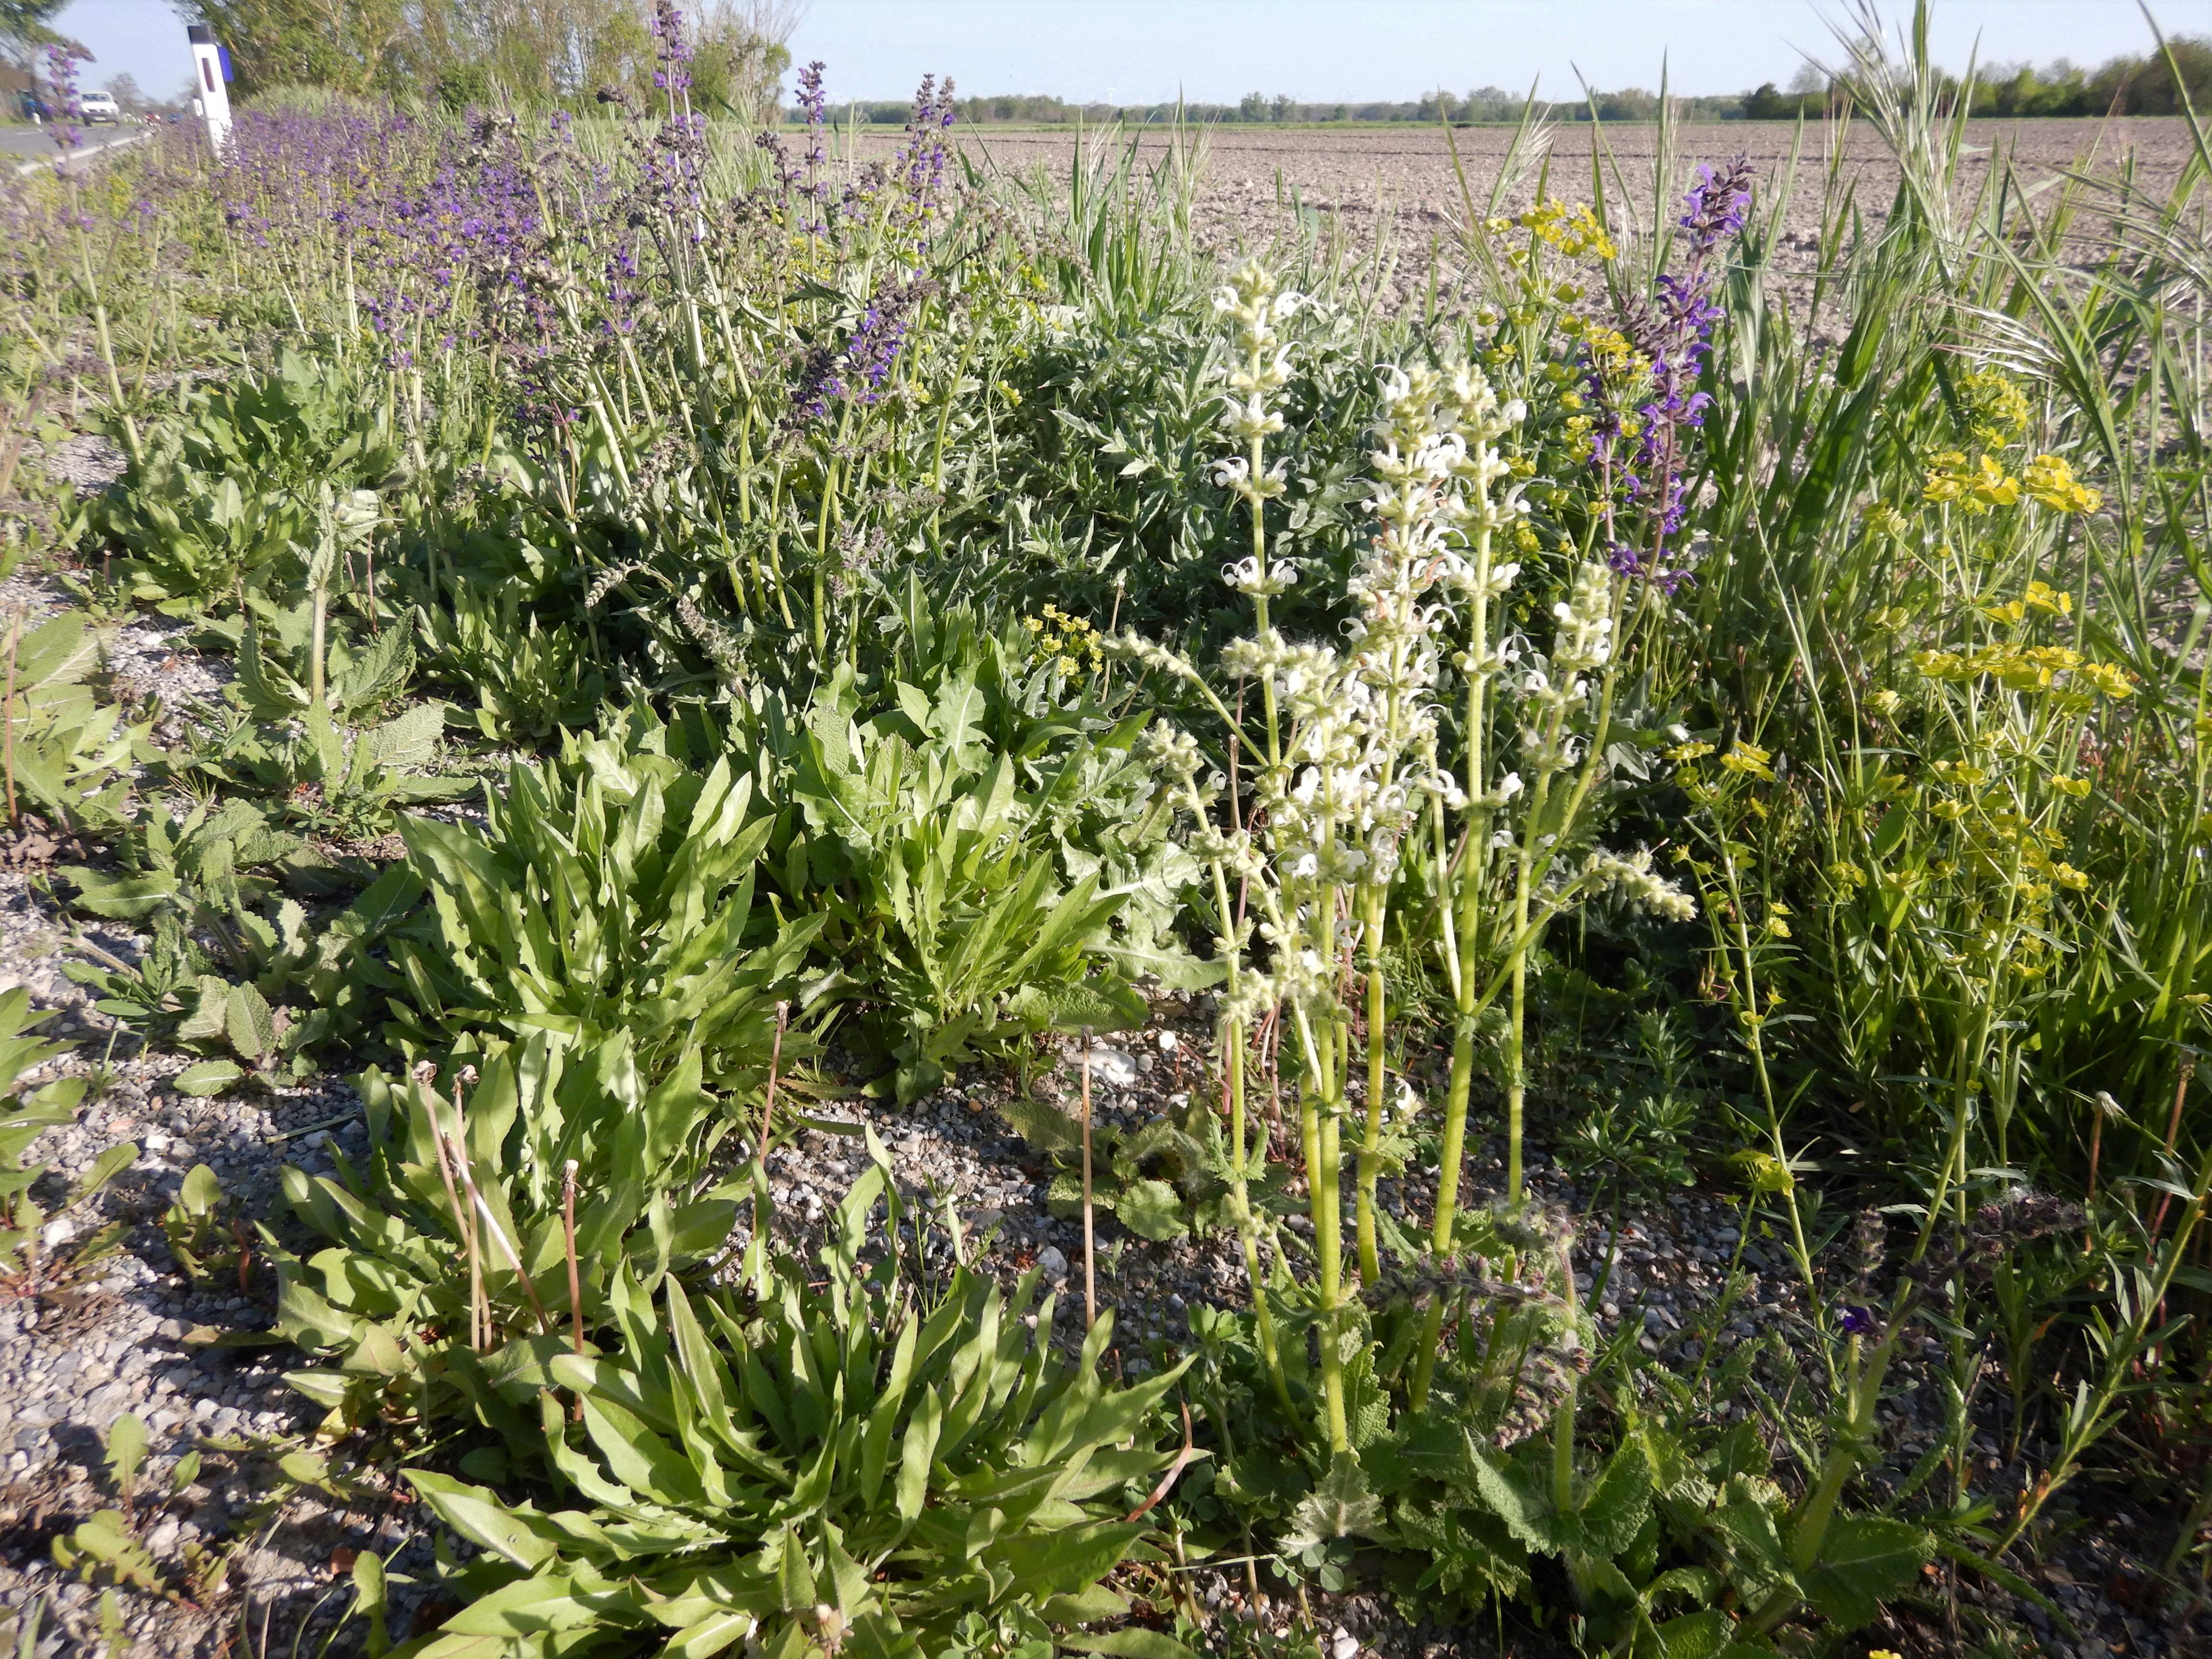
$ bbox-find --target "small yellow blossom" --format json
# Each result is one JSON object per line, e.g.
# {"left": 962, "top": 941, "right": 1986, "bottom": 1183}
{"left": 2052, "top": 775, "right": 2091, "bottom": 798}
{"left": 1667, "top": 740, "right": 1716, "bottom": 763}
{"left": 1956, "top": 368, "right": 2030, "bottom": 448}
{"left": 1580, "top": 324, "right": 1640, "bottom": 381}
{"left": 1516, "top": 197, "right": 1618, "bottom": 261}
{"left": 1923, "top": 451, "right": 2020, "bottom": 513}
{"left": 1719, "top": 740, "right": 1775, "bottom": 781}
{"left": 2023, "top": 453, "right": 2102, "bottom": 514}
{"left": 2078, "top": 661, "right": 2135, "bottom": 699}
{"left": 1867, "top": 688, "right": 1904, "bottom": 717}
{"left": 2024, "top": 578, "right": 2073, "bottom": 615}
{"left": 1862, "top": 501, "right": 1909, "bottom": 539}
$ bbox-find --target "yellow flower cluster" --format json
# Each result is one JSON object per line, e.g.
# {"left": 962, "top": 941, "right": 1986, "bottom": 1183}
{"left": 1861, "top": 501, "right": 1910, "bottom": 539}
{"left": 1956, "top": 367, "right": 2030, "bottom": 449}
{"left": 1022, "top": 603, "right": 1104, "bottom": 677}
{"left": 1923, "top": 451, "right": 2019, "bottom": 513}
{"left": 1912, "top": 641, "right": 2136, "bottom": 698}
{"left": 2012, "top": 831, "right": 2091, "bottom": 897}
{"left": 1980, "top": 580, "right": 2072, "bottom": 624}
{"left": 1515, "top": 198, "right": 1618, "bottom": 261}
{"left": 2022, "top": 453, "right": 2103, "bottom": 514}
{"left": 1719, "top": 740, "right": 1776, "bottom": 780}
{"left": 1581, "top": 323, "right": 1641, "bottom": 380}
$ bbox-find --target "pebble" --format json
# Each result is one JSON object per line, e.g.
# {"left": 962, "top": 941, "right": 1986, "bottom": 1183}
{"left": 1079, "top": 1045, "right": 1139, "bottom": 1089}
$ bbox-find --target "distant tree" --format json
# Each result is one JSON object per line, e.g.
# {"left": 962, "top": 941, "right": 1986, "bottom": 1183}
{"left": 2094, "top": 34, "right": 2212, "bottom": 114}
{"left": 1270, "top": 92, "right": 1292, "bottom": 121}
{"left": 0, "top": 0, "right": 74, "bottom": 68}
{"left": 1237, "top": 89, "right": 1264, "bottom": 121}
{"left": 690, "top": 0, "right": 801, "bottom": 125}
{"left": 1743, "top": 81, "right": 1789, "bottom": 120}
{"left": 107, "top": 70, "right": 144, "bottom": 110}
{"left": 171, "top": 0, "right": 407, "bottom": 96}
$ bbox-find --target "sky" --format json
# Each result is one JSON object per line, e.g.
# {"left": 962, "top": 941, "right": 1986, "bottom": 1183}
{"left": 48, "top": 0, "right": 2190, "bottom": 105}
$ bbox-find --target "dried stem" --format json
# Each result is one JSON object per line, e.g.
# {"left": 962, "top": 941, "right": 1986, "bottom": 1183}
{"left": 2, "top": 604, "right": 23, "bottom": 831}
{"left": 562, "top": 1159, "right": 583, "bottom": 1356}
{"left": 757, "top": 1000, "right": 789, "bottom": 1177}
{"left": 445, "top": 1067, "right": 488, "bottom": 1350}
{"left": 1081, "top": 1026, "right": 1097, "bottom": 1332}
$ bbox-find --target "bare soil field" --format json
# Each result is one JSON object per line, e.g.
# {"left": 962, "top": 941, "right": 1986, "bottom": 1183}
{"left": 872, "top": 118, "right": 2199, "bottom": 311}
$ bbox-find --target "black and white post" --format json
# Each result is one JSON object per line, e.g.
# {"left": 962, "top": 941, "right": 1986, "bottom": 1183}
{"left": 186, "top": 24, "right": 231, "bottom": 157}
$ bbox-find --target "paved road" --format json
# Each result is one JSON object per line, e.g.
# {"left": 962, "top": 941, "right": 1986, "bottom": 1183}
{"left": 1, "top": 124, "right": 157, "bottom": 171}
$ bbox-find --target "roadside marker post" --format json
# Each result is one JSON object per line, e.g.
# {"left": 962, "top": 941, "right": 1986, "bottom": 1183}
{"left": 186, "top": 24, "right": 231, "bottom": 157}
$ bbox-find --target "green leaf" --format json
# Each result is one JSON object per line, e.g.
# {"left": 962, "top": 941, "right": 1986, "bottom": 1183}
{"left": 178, "top": 1164, "right": 223, "bottom": 1214}
{"left": 104, "top": 1414, "right": 147, "bottom": 1501}
{"left": 1707, "top": 1479, "right": 1795, "bottom": 1606}
{"left": 999, "top": 1094, "right": 1083, "bottom": 1155}
{"left": 1651, "top": 1609, "right": 1737, "bottom": 1659}
{"left": 174, "top": 1060, "right": 246, "bottom": 1098}
{"left": 1798, "top": 1515, "right": 1933, "bottom": 1630}
{"left": 66, "top": 1142, "right": 138, "bottom": 1208}
{"left": 1034, "top": 1587, "right": 1130, "bottom": 1626}
{"left": 349, "top": 1548, "right": 390, "bottom": 1657}
{"left": 1112, "top": 1179, "right": 1188, "bottom": 1242}
{"left": 225, "top": 983, "right": 279, "bottom": 1062}
{"left": 1575, "top": 1438, "right": 1652, "bottom": 1559}
{"left": 1058, "top": 1631, "right": 1198, "bottom": 1659}
{"left": 897, "top": 1384, "right": 943, "bottom": 1521}
{"left": 1282, "top": 1452, "right": 1387, "bottom": 1551}
{"left": 1471, "top": 1448, "right": 1568, "bottom": 1555}
{"left": 402, "top": 1470, "right": 561, "bottom": 1570}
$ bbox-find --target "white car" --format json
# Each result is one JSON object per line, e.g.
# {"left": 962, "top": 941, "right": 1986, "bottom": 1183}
{"left": 79, "top": 91, "right": 120, "bottom": 123}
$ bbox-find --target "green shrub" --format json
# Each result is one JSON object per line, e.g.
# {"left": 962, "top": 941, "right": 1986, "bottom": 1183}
{"left": 401, "top": 1149, "right": 1194, "bottom": 1659}
{"left": 388, "top": 707, "right": 823, "bottom": 1088}
{"left": 736, "top": 601, "right": 1208, "bottom": 1100}
{"left": 273, "top": 1034, "right": 738, "bottom": 1434}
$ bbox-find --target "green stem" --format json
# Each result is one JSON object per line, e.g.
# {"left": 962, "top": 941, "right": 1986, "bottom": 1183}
{"left": 1354, "top": 892, "right": 1388, "bottom": 1286}
{"left": 1299, "top": 1072, "right": 1348, "bottom": 1454}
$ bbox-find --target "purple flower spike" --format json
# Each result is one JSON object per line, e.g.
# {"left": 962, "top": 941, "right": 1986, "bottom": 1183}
{"left": 1582, "top": 154, "right": 1755, "bottom": 591}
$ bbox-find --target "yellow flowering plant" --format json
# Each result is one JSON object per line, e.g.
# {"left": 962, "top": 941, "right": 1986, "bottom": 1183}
{"left": 1922, "top": 450, "right": 2020, "bottom": 513}
{"left": 2021, "top": 453, "right": 2102, "bottom": 515}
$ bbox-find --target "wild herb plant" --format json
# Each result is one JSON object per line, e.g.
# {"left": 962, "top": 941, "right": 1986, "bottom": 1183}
{"left": 0, "top": 988, "right": 135, "bottom": 1302}
{"left": 399, "top": 1145, "right": 1195, "bottom": 1658}
{"left": 0, "top": 608, "right": 144, "bottom": 833}
{"left": 275, "top": 1035, "right": 743, "bottom": 1434}
{"left": 389, "top": 707, "right": 822, "bottom": 1089}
